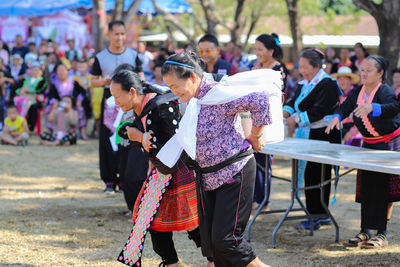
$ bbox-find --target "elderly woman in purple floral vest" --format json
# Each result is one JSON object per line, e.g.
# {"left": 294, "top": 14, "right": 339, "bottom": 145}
{"left": 159, "top": 51, "right": 279, "bottom": 267}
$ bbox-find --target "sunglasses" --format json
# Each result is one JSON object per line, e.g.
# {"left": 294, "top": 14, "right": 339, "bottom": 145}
{"left": 198, "top": 48, "right": 215, "bottom": 55}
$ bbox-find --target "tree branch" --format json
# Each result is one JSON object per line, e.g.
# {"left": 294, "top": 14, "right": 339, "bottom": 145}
{"left": 190, "top": 13, "right": 206, "bottom": 33}
{"left": 151, "top": 0, "right": 196, "bottom": 46}
{"left": 244, "top": 6, "right": 263, "bottom": 49}
{"left": 352, "top": 0, "right": 381, "bottom": 16}
{"left": 123, "top": 0, "right": 143, "bottom": 25}
{"left": 112, "top": 0, "right": 124, "bottom": 21}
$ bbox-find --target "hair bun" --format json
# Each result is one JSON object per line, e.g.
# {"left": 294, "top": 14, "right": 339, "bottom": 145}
{"left": 312, "top": 48, "right": 325, "bottom": 59}
{"left": 186, "top": 49, "right": 206, "bottom": 69}
{"left": 271, "top": 33, "right": 279, "bottom": 39}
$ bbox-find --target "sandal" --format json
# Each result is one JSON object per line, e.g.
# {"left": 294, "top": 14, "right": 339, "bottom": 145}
{"left": 348, "top": 232, "right": 370, "bottom": 247}
{"left": 363, "top": 234, "right": 388, "bottom": 249}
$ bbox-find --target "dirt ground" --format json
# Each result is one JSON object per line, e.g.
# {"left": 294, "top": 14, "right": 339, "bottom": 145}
{"left": 1, "top": 137, "right": 400, "bottom": 267}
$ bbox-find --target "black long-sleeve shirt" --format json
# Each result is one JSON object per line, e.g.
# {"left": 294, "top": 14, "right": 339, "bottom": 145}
{"left": 336, "top": 84, "right": 400, "bottom": 137}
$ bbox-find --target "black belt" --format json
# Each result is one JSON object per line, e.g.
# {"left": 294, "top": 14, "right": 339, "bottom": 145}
{"left": 187, "top": 148, "right": 254, "bottom": 176}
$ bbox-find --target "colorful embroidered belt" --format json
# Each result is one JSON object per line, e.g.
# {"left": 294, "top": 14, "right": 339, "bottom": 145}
{"left": 363, "top": 127, "right": 400, "bottom": 144}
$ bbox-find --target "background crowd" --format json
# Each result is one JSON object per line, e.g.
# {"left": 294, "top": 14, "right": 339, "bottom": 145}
{"left": 2, "top": 33, "right": 399, "bottom": 147}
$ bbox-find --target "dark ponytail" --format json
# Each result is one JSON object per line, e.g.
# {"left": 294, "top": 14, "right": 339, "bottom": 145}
{"left": 256, "top": 33, "right": 283, "bottom": 61}
{"left": 161, "top": 50, "right": 205, "bottom": 79}
{"left": 111, "top": 69, "right": 166, "bottom": 95}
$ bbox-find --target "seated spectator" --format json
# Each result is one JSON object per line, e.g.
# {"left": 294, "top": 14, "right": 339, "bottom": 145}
{"left": 0, "top": 40, "right": 10, "bottom": 66}
{"left": 285, "top": 63, "right": 301, "bottom": 103}
{"left": 81, "top": 47, "right": 91, "bottom": 61}
{"left": 65, "top": 39, "right": 79, "bottom": 62}
{"left": 17, "top": 62, "right": 48, "bottom": 131}
{"left": 392, "top": 68, "right": 400, "bottom": 98}
{"left": 230, "top": 44, "right": 250, "bottom": 72}
{"left": 46, "top": 63, "right": 88, "bottom": 134}
{"left": 0, "top": 105, "right": 29, "bottom": 146}
{"left": 24, "top": 42, "right": 38, "bottom": 65}
{"left": 69, "top": 58, "right": 79, "bottom": 77}
{"left": 38, "top": 44, "right": 48, "bottom": 64}
{"left": 46, "top": 53, "right": 58, "bottom": 75}
{"left": 350, "top": 42, "right": 368, "bottom": 71}
{"left": 73, "top": 59, "right": 93, "bottom": 139}
{"left": 0, "top": 67, "right": 15, "bottom": 108}
{"left": 10, "top": 54, "right": 27, "bottom": 87}
{"left": 198, "top": 34, "right": 238, "bottom": 75}
{"left": 11, "top": 34, "right": 29, "bottom": 59}
{"left": 222, "top": 41, "right": 235, "bottom": 62}
{"left": 40, "top": 95, "right": 78, "bottom": 146}
{"left": 332, "top": 48, "right": 356, "bottom": 73}
{"left": 325, "top": 47, "right": 338, "bottom": 64}
{"left": 150, "top": 62, "right": 165, "bottom": 86}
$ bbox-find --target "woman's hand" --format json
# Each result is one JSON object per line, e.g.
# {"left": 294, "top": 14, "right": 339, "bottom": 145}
{"left": 126, "top": 126, "right": 143, "bottom": 143}
{"left": 354, "top": 103, "right": 373, "bottom": 117}
{"left": 283, "top": 111, "right": 290, "bottom": 119}
{"left": 52, "top": 100, "right": 59, "bottom": 111}
{"left": 246, "top": 134, "right": 265, "bottom": 152}
{"left": 343, "top": 131, "right": 353, "bottom": 143}
{"left": 285, "top": 115, "right": 297, "bottom": 136}
{"left": 325, "top": 116, "right": 340, "bottom": 134}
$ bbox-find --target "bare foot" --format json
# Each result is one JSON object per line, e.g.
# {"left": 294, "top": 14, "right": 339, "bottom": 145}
{"left": 207, "top": 261, "right": 215, "bottom": 267}
{"left": 247, "top": 257, "right": 270, "bottom": 267}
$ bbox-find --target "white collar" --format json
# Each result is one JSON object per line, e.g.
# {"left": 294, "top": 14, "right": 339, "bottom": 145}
{"left": 299, "top": 68, "right": 325, "bottom": 87}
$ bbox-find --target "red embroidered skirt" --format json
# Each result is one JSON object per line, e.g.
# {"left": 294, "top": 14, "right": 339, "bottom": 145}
{"left": 132, "top": 166, "right": 199, "bottom": 232}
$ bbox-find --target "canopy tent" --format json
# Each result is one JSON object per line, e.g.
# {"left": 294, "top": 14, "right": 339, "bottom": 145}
{"left": 0, "top": 0, "right": 92, "bottom": 17}
{"left": 0, "top": 0, "right": 192, "bottom": 17}
{"left": 105, "top": 0, "right": 192, "bottom": 14}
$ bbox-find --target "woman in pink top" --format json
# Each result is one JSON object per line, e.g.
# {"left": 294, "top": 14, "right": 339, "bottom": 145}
{"left": 161, "top": 51, "right": 271, "bottom": 267}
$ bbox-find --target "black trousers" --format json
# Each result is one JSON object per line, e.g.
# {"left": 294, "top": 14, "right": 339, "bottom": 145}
{"left": 305, "top": 128, "right": 340, "bottom": 215}
{"left": 360, "top": 141, "right": 390, "bottom": 231}
{"left": 149, "top": 228, "right": 202, "bottom": 265}
{"left": 27, "top": 102, "right": 42, "bottom": 131}
{"left": 99, "top": 90, "right": 119, "bottom": 185}
{"left": 200, "top": 157, "right": 257, "bottom": 267}
{"left": 119, "top": 145, "right": 148, "bottom": 211}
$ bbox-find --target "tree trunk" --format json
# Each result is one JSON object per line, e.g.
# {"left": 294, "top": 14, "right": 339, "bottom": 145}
{"left": 243, "top": 8, "right": 263, "bottom": 51}
{"left": 286, "top": 0, "right": 303, "bottom": 62}
{"left": 112, "top": 0, "right": 125, "bottom": 21}
{"left": 353, "top": 0, "right": 400, "bottom": 82}
{"left": 151, "top": 0, "right": 197, "bottom": 47}
{"left": 199, "top": 0, "right": 219, "bottom": 36}
{"left": 122, "top": 0, "right": 143, "bottom": 25}
{"left": 376, "top": 18, "right": 400, "bottom": 80}
{"left": 93, "top": 0, "right": 106, "bottom": 52}
{"left": 229, "top": 0, "right": 246, "bottom": 45}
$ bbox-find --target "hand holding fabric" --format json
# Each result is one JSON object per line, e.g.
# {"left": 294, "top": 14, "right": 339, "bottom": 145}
{"left": 126, "top": 126, "right": 143, "bottom": 143}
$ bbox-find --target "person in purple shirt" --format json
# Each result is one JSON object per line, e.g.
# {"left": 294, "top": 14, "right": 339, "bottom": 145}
{"left": 162, "top": 51, "right": 271, "bottom": 267}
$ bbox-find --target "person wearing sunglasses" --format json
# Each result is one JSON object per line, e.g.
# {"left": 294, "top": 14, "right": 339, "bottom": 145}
{"left": 197, "top": 34, "right": 238, "bottom": 76}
